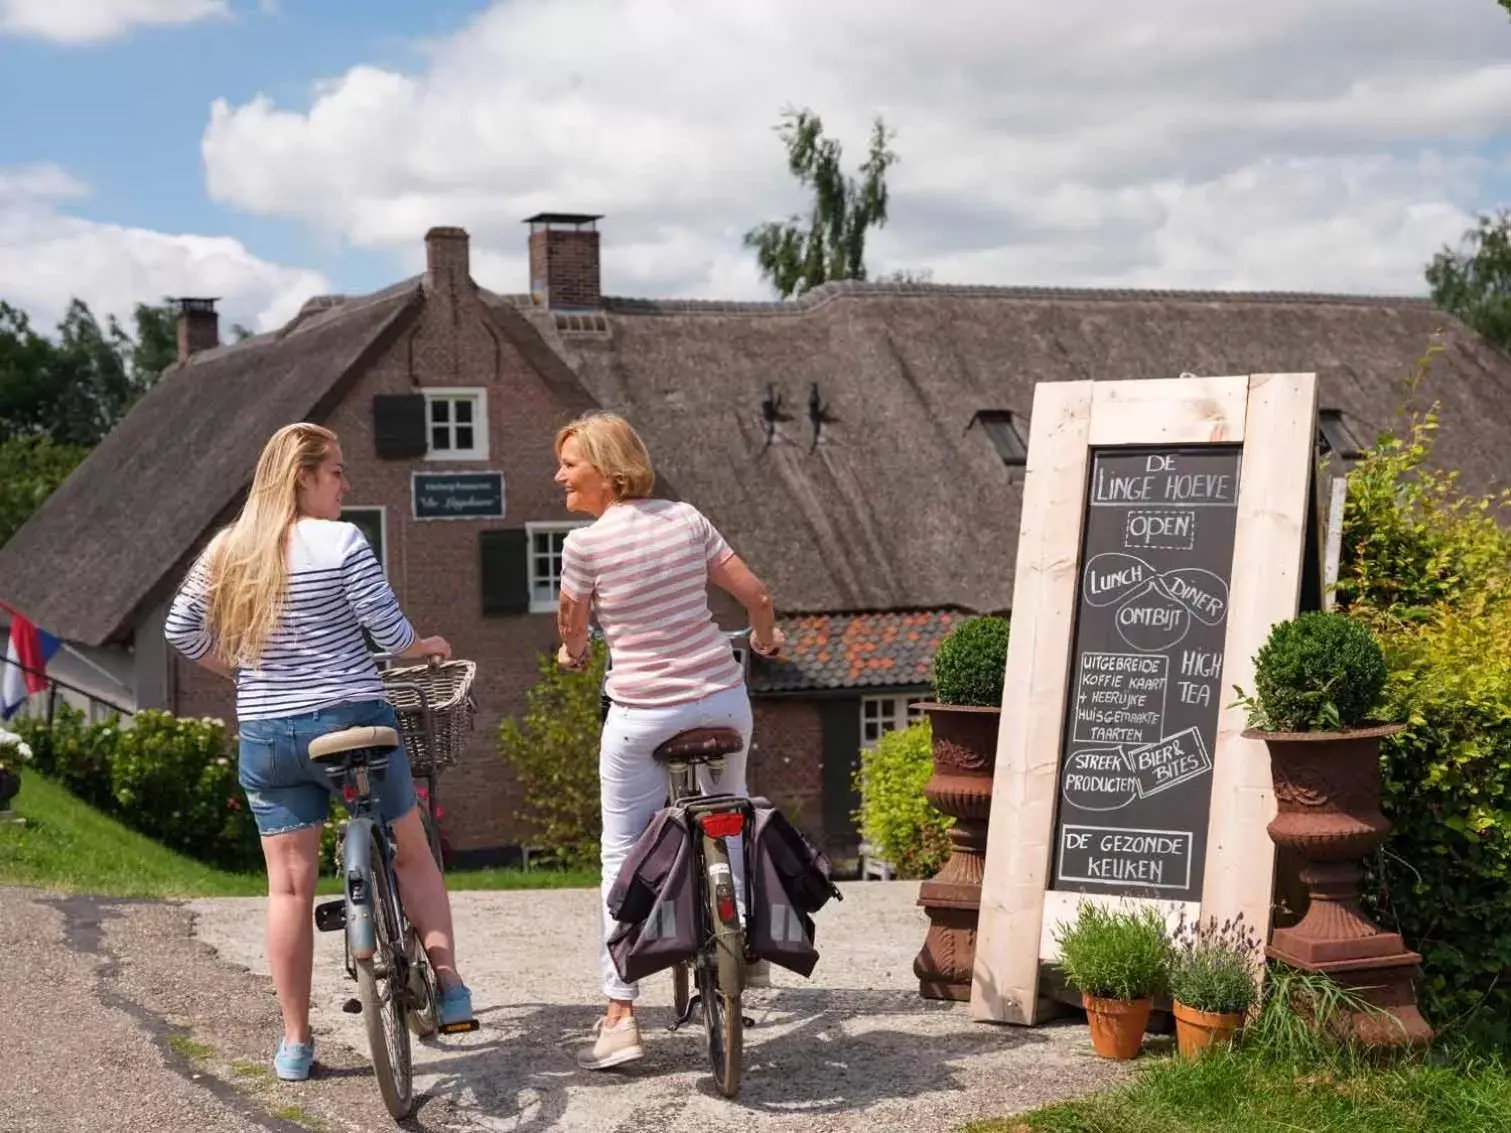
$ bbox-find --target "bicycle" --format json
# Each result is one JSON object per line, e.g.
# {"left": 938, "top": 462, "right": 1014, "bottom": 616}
{"left": 599, "top": 628, "right": 759, "bottom": 1097}
{"left": 310, "top": 656, "right": 480, "bottom": 1120}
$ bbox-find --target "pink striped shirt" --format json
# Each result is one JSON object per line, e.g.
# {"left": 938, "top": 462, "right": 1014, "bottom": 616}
{"left": 559, "top": 499, "right": 743, "bottom": 707}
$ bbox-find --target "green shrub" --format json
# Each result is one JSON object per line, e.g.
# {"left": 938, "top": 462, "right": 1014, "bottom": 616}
{"left": 1167, "top": 912, "right": 1262, "bottom": 1016}
{"left": 932, "top": 615, "right": 1009, "bottom": 707}
{"left": 13, "top": 704, "right": 263, "bottom": 871}
{"left": 1053, "top": 902, "right": 1170, "bottom": 1002}
{"left": 1238, "top": 611, "right": 1388, "bottom": 732}
{"left": 852, "top": 718, "right": 952, "bottom": 879}
{"left": 498, "top": 638, "right": 607, "bottom": 871}
{"left": 1331, "top": 363, "right": 1511, "bottom": 1025}
{"left": 109, "top": 710, "right": 259, "bottom": 870}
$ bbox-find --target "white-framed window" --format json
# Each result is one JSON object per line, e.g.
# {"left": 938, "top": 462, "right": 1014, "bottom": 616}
{"left": 340, "top": 506, "right": 388, "bottom": 574}
{"left": 861, "top": 694, "right": 926, "bottom": 749}
{"left": 423, "top": 388, "right": 488, "bottom": 461}
{"left": 526, "top": 521, "right": 589, "bottom": 614}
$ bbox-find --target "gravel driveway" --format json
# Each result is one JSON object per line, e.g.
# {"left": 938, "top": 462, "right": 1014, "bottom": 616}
{"left": 2, "top": 881, "right": 1128, "bottom": 1132}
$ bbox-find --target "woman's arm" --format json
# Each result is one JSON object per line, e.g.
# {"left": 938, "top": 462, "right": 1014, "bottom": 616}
{"left": 710, "top": 553, "right": 784, "bottom": 656}
{"left": 557, "top": 590, "right": 591, "bottom": 670}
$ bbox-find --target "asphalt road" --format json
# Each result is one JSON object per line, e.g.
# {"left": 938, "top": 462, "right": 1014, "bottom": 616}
{"left": 1, "top": 882, "right": 1128, "bottom": 1132}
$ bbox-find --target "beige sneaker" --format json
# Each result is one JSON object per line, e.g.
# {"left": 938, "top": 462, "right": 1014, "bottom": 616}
{"left": 576, "top": 1014, "right": 645, "bottom": 1070}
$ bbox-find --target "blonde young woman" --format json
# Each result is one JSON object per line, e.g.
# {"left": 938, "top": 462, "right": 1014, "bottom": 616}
{"left": 165, "top": 423, "right": 473, "bottom": 1081}
{"left": 552, "top": 411, "right": 785, "bottom": 1071}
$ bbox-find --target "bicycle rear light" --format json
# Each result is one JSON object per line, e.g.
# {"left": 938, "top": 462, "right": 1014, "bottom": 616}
{"left": 700, "top": 812, "right": 744, "bottom": 839}
{"left": 717, "top": 892, "right": 738, "bottom": 923}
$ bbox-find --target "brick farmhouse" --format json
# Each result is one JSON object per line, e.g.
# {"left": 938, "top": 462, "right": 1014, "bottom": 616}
{"left": 5, "top": 216, "right": 1511, "bottom": 864}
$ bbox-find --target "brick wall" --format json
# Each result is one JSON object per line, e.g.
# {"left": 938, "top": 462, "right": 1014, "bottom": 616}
{"left": 748, "top": 696, "right": 825, "bottom": 840}
{"left": 528, "top": 228, "right": 601, "bottom": 310}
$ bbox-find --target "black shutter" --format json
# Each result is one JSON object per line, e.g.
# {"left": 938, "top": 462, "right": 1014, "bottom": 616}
{"left": 479, "top": 529, "right": 532, "bottom": 616}
{"left": 819, "top": 697, "right": 863, "bottom": 848}
{"left": 373, "top": 394, "right": 428, "bottom": 459}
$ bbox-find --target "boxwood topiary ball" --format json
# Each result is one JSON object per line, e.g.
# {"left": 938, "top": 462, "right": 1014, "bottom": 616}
{"left": 933, "top": 615, "right": 1010, "bottom": 707}
{"left": 1252, "top": 610, "right": 1388, "bottom": 732}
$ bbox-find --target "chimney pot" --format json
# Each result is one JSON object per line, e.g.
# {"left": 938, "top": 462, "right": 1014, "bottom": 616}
{"left": 171, "top": 297, "right": 219, "bottom": 366}
{"left": 524, "top": 213, "right": 603, "bottom": 310}
{"left": 424, "top": 226, "right": 471, "bottom": 294}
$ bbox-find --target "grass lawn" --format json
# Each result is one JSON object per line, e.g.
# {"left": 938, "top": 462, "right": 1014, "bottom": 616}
{"left": 965, "top": 1034, "right": 1511, "bottom": 1133}
{"left": 0, "top": 772, "right": 595, "bottom": 898}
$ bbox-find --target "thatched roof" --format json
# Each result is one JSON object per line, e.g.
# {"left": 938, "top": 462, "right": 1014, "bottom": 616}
{"left": 9, "top": 264, "right": 1507, "bottom": 652}
{"left": 492, "top": 282, "right": 1511, "bottom": 616}
{"left": 0, "top": 281, "right": 425, "bottom": 645}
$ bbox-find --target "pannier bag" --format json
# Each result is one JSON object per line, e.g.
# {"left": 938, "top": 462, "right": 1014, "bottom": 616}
{"left": 744, "top": 797, "right": 843, "bottom": 977}
{"left": 606, "top": 806, "right": 701, "bottom": 983}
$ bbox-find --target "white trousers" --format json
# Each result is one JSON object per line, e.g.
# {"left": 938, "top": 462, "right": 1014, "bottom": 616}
{"left": 598, "top": 682, "right": 752, "bottom": 1001}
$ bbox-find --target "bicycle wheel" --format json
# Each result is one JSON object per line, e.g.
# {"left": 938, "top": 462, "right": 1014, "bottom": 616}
{"left": 672, "top": 961, "right": 690, "bottom": 1020}
{"left": 699, "top": 959, "right": 743, "bottom": 1097}
{"left": 405, "top": 924, "right": 439, "bottom": 1039}
{"left": 355, "top": 832, "right": 414, "bottom": 1119}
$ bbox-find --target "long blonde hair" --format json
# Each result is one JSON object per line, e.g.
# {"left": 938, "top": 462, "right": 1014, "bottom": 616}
{"left": 204, "top": 423, "right": 337, "bottom": 666}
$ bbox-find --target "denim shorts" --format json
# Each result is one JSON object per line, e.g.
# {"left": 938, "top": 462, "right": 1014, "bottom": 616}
{"left": 236, "top": 699, "right": 418, "bottom": 837}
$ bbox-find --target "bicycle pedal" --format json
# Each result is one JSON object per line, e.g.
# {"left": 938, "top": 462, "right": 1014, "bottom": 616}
{"left": 314, "top": 900, "right": 346, "bottom": 932}
{"left": 437, "top": 1019, "right": 479, "bottom": 1035}
{"left": 342, "top": 997, "right": 362, "bottom": 1014}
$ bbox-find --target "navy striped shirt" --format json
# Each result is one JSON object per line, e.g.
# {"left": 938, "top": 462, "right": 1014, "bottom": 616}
{"left": 165, "top": 518, "right": 416, "bottom": 721}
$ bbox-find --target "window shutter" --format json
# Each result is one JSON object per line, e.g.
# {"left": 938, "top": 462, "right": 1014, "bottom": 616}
{"left": 372, "top": 394, "right": 428, "bottom": 459}
{"left": 479, "top": 529, "right": 531, "bottom": 615}
{"left": 819, "top": 697, "right": 864, "bottom": 847}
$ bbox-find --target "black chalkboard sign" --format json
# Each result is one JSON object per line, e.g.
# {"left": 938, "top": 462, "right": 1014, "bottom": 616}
{"left": 1050, "top": 445, "right": 1242, "bottom": 903}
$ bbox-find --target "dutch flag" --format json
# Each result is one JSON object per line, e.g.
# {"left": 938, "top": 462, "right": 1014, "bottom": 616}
{"left": 1, "top": 601, "right": 62, "bottom": 720}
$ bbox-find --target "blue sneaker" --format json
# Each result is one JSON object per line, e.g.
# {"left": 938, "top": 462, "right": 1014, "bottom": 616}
{"left": 273, "top": 1038, "right": 315, "bottom": 1081}
{"left": 437, "top": 983, "right": 475, "bottom": 1032}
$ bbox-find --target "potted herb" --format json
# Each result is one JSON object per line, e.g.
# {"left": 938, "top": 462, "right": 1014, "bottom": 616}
{"left": 1053, "top": 902, "right": 1170, "bottom": 1059}
{"left": 1167, "top": 911, "right": 1262, "bottom": 1057}
{"left": 1234, "top": 611, "right": 1431, "bottom": 1047}
{"left": 911, "top": 615, "right": 1009, "bottom": 1001}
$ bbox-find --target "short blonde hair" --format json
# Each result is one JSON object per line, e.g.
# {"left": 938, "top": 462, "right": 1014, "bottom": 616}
{"left": 554, "top": 412, "right": 655, "bottom": 501}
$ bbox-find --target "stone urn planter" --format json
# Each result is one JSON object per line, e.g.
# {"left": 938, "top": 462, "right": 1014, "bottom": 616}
{"left": 911, "top": 615, "right": 1009, "bottom": 1001}
{"left": 0, "top": 725, "right": 32, "bottom": 826}
{"left": 1246, "top": 723, "right": 1432, "bottom": 1047}
{"left": 912, "top": 700, "right": 999, "bottom": 1000}
{"left": 1238, "top": 611, "right": 1433, "bottom": 1049}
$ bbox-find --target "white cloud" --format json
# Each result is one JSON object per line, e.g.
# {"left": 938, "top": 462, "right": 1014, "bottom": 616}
{"left": 0, "top": 0, "right": 227, "bottom": 43}
{"left": 201, "top": 0, "right": 1511, "bottom": 300}
{"left": 0, "top": 162, "right": 328, "bottom": 336}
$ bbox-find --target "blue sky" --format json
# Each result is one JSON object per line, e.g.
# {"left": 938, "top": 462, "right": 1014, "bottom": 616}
{"left": 0, "top": 1, "right": 489, "bottom": 296}
{"left": 2, "top": 0, "right": 1509, "bottom": 336}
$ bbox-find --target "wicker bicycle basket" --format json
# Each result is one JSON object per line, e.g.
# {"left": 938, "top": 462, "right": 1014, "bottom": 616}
{"left": 379, "top": 659, "right": 477, "bottom": 774}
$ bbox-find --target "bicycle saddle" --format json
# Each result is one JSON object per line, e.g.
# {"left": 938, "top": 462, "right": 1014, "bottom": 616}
{"left": 308, "top": 725, "right": 399, "bottom": 762}
{"left": 652, "top": 726, "right": 744, "bottom": 764}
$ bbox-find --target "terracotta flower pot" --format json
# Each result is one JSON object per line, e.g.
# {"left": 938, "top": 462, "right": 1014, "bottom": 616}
{"left": 1172, "top": 1001, "right": 1243, "bottom": 1058}
{"left": 1245, "top": 724, "right": 1434, "bottom": 1048}
{"left": 1082, "top": 995, "right": 1152, "bottom": 1060}
{"left": 910, "top": 701, "right": 1000, "bottom": 1001}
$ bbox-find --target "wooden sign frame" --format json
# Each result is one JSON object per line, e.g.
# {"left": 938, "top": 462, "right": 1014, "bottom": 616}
{"left": 969, "top": 373, "right": 1319, "bottom": 1025}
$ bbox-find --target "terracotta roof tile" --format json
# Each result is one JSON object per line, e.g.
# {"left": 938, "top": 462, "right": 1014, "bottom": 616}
{"left": 750, "top": 608, "right": 964, "bottom": 693}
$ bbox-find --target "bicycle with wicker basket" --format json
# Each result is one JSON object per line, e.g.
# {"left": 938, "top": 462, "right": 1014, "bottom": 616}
{"left": 376, "top": 654, "right": 477, "bottom": 871}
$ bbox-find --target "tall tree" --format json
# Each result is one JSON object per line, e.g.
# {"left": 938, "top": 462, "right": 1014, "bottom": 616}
{"left": 0, "top": 297, "right": 174, "bottom": 446}
{"left": 1426, "top": 209, "right": 1511, "bottom": 353}
{"left": 744, "top": 107, "right": 899, "bottom": 299}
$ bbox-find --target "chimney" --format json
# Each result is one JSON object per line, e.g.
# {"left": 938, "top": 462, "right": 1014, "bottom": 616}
{"left": 525, "top": 213, "right": 602, "bottom": 310}
{"left": 171, "top": 297, "right": 219, "bottom": 365}
{"left": 424, "top": 225, "right": 471, "bottom": 294}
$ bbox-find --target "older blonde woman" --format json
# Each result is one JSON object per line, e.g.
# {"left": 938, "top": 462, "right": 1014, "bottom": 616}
{"left": 165, "top": 423, "right": 473, "bottom": 1081}
{"left": 552, "top": 410, "right": 785, "bottom": 1070}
